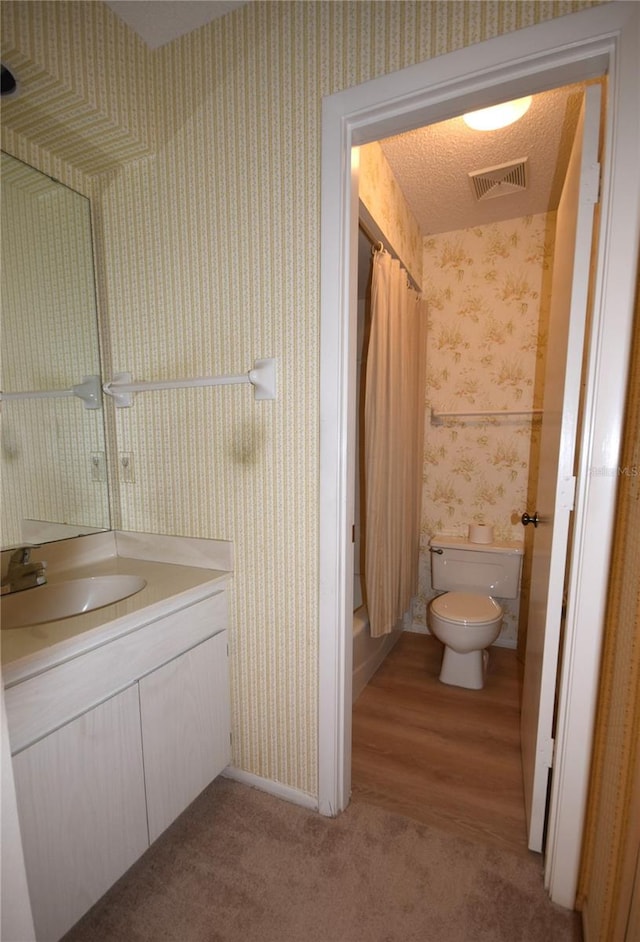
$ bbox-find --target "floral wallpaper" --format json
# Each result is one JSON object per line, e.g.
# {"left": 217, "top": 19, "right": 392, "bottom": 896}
{"left": 414, "top": 213, "right": 556, "bottom": 646}
{"left": 358, "top": 141, "right": 423, "bottom": 288}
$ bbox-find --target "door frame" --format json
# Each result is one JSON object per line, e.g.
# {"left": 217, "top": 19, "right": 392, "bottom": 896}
{"left": 521, "top": 82, "right": 602, "bottom": 855}
{"left": 318, "top": 1, "right": 640, "bottom": 910}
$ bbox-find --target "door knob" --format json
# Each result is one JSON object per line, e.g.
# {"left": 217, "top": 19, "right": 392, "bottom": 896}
{"left": 521, "top": 511, "right": 539, "bottom": 528}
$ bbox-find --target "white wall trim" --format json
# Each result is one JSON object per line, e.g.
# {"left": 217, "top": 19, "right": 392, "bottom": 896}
{"left": 223, "top": 766, "right": 319, "bottom": 812}
{"left": 319, "top": 0, "right": 640, "bottom": 908}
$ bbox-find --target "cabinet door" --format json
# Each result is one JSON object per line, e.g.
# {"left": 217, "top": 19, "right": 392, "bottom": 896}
{"left": 12, "top": 685, "right": 149, "bottom": 942}
{"left": 140, "top": 631, "right": 231, "bottom": 843}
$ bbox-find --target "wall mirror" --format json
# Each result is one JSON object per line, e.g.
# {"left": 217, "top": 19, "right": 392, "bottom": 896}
{"left": 1, "top": 152, "right": 110, "bottom": 549}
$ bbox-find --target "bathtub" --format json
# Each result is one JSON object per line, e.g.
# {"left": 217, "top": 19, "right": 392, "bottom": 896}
{"left": 352, "top": 604, "right": 403, "bottom": 703}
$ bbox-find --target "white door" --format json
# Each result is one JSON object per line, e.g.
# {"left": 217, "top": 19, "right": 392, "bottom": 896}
{"left": 520, "top": 83, "right": 602, "bottom": 854}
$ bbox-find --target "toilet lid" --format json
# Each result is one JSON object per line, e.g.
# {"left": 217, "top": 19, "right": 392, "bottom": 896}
{"left": 431, "top": 592, "right": 502, "bottom": 625}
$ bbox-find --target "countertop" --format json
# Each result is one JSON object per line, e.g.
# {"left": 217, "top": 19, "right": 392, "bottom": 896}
{"left": 1, "top": 533, "right": 232, "bottom": 687}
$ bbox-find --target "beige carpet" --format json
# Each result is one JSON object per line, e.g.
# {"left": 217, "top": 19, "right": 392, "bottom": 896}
{"left": 64, "top": 777, "right": 581, "bottom": 942}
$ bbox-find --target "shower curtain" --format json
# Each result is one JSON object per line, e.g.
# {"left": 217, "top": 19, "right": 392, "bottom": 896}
{"left": 363, "top": 249, "right": 428, "bottom": 638}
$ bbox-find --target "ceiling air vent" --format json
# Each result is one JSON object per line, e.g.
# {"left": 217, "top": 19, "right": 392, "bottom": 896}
{"left": 469, "top": 158, "right": 528, "bottom": 201}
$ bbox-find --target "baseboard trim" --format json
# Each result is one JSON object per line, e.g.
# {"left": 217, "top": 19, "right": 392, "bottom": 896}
{"left": 222, "top": 766, "right": 319, "bottom": 812}
{"left": 492, "top": 637, "right": 517, "bottom": 650}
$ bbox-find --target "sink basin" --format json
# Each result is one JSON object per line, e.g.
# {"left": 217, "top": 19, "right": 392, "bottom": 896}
{"left": 1, "top": 575, "right": 147, "bottom": 630}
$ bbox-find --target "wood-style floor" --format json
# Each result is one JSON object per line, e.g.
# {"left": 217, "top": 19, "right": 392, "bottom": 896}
{"left": 351, "top": 631, "right": 532, "bottom": 858}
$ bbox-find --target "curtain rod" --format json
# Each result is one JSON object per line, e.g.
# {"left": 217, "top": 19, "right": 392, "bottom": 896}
{"left": 358, "top": 219, "right": 422, "bottom": 294}
{"left": 358, "top": 219, "right": 384, "bottom": 255}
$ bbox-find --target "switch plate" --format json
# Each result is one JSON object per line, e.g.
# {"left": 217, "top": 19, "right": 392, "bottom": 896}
{"left": 119, "top": 452, "right": 135, "bottom": 484}
{"left": 90, "top": 451, "right": 106, "bottom": 482}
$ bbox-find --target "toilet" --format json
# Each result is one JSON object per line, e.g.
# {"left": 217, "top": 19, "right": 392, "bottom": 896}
{"left": 427, "top": 535, "right": 523, "bottom": 689}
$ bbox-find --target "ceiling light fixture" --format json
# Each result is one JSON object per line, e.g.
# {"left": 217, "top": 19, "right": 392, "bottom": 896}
{"left": 463, "top": 96, "right": 532, "bottom": 131}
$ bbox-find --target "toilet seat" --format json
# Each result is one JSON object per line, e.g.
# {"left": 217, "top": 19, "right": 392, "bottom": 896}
{"left": 431, "top": 592, "right": 501, "bottom": 626}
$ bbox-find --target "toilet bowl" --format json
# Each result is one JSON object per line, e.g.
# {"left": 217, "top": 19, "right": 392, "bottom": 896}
{"left": 428, "top": 591, "right": 503, "bottom": 689}
{"left": 428, "top": 533, "right": 523, "bottom": 690}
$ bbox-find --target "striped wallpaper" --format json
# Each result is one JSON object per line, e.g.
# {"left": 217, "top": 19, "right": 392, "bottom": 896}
{"left": 1, "top": 0, "right": 602, "bottom": 798}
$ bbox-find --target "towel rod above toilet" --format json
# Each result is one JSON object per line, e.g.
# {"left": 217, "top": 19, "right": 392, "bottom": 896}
{"left": 103, "top": 358, "right": 277, "bottom": 407}
{"left": 431, "top": 406, "right": 543, "bottom": 422}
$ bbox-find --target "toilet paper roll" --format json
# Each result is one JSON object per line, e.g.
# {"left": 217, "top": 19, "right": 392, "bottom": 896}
{"left": 468, "top": 523, "right": 494, "bottom": 544}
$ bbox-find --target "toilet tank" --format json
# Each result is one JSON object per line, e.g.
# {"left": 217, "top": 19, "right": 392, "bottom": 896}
{"left": 429, "top": 535, "right": 523, "bottom": 599}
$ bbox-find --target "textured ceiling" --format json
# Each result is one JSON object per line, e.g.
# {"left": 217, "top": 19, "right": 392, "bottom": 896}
{"left": 104, "top": 0, "right": 249, "bottom": 49}
{"left": 379, "top": 83, "right": 586, "bottom": 236}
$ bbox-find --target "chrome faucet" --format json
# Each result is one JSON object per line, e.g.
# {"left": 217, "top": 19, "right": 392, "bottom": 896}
{"left": 1, "top": 545, "right": 47, "bottom": 595}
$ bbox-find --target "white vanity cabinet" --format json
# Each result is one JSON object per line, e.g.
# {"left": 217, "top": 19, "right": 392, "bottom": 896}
{"left": 12, "top": 685, "right": 149, "bottom": 942}
{"left": 140, "top": 630, "right": 231, "bottom": 842}
{"left": 6, "top": 584, "right": 231, "bottom": 942}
